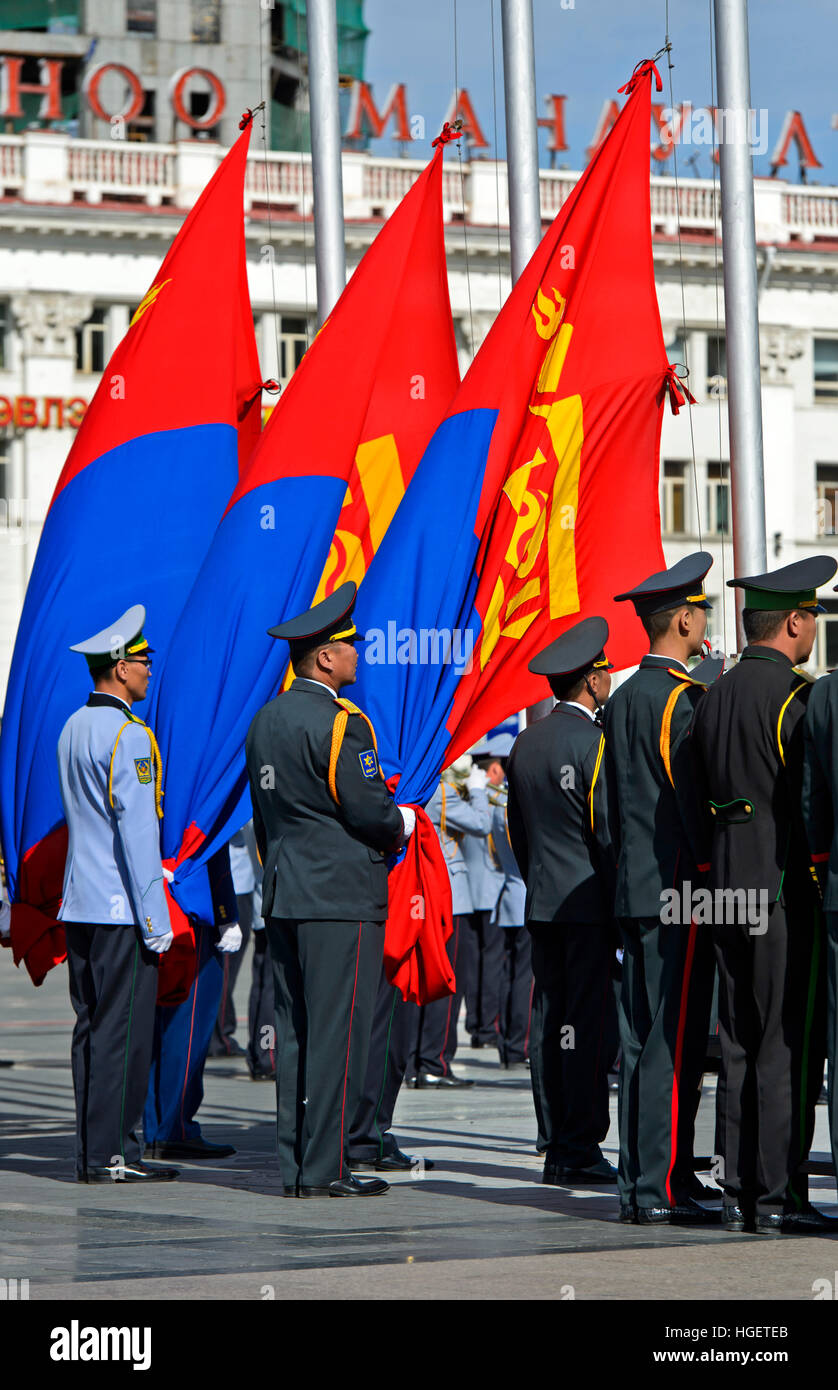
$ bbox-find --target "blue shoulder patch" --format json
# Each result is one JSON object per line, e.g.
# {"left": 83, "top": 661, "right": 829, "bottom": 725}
{"left": 359, "top": 749, "right": 378, "bottom": 779}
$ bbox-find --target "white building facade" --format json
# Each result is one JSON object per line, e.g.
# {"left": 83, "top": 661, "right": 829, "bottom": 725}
{"left": 0, "top": 132, "right": 836, "bottom": 700}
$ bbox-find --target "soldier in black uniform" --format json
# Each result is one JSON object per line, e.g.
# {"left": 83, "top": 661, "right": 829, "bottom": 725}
{"left": 507, "top": 617, "right": 618, "bottom": 1186}
{"left": 605, "top": 553, "right": 718, "bottom": 1225}
{"left": 802, "top": 598, "right": 838, "bottom": 1192}
{"left": 694, "top": 557, "right": 836, "bottom": 1234}
{"left": 246, "top": 582, "right": 412, "bottom": 1198}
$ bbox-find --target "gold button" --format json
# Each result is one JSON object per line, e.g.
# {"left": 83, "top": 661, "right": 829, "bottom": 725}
{"left": 744, "top": 805, "right": 752, "bottom": 814}
{"left": 710, "top": 807, "right": 716, "bottom": 815}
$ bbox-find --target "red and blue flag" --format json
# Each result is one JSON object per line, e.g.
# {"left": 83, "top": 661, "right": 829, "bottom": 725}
{"left": 0, "top": 122, "right": 261, "bottom": 982}
{"left": 149, "top": 144, "right": 459, "bottom": 918}
{"left": 352, "top": 62, "right": 670, "bottom": 810}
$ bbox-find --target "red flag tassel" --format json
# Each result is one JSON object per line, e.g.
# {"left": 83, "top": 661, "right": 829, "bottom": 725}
{"left": 662, "top": 363, "right": 697, "bottom": 416}
{"left": 618, "top": 58, "right": 663, "bottom": 96}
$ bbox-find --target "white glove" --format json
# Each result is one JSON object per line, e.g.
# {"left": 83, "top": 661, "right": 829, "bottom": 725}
{"left": 217, "top": 922, "right": 243, "bottom": 954}
{"left": 162, "top": 866, "right": 174, "bottom": 884}
{"left": 146, "top": 929, "right": 174, "bottom": 954}
{"left": 0, "top": 899, "right": 11, "bottom": 939}
{"left": 398, "top": 805, "right": 416, "bottom": 839}
{"left": 466, "top": 767, "right": 488, "bottom": 792}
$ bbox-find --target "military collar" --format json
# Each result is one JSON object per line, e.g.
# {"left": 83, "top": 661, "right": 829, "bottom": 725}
{"left": 640, "top": 654, "right": 688, "bottom": 672}
{"left": 554, "top": 703, "right": 597, "bottom": 727}
{"left": 290, "top": 677, "right": 338, "bottom": 700}
{"left": 740, "top": 645, "right": 795, "bottom": 668}
{"left": 557, "top": 700, "right": 597, "bottom": 723}
{"left": 87, "top": 692, "right": 132, "bottom": 715}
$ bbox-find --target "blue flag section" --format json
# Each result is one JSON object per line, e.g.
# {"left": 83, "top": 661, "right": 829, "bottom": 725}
{"left": 352, "top": 408, "right": 496, "bottom": 806}
{"left": 0, "top": 125, "right": 260, "bottom": 984}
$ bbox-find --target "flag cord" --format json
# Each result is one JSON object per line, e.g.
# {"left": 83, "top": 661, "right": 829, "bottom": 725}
{"left": 708, "top": 0, "right": 730, "bottom": 657}
{"left": 453, "top": 0, "right": 476, "bottom": 359}
{"left": 661, "top": 15, "right": 703, "bottom": 561}
{"left": 489, "top": 0, "right": 504, "bottom": 315}
{"left": 257, "top": 3, "right": 284, "bottom": 381}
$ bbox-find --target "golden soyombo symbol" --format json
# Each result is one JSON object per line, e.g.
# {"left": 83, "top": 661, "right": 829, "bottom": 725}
{"left": 480, "top": 285, "right": 582, "bottom": 670}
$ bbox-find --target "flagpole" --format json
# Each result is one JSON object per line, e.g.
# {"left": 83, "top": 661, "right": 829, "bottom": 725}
{"left": 305, "top": 0, "right": 346, "bottom": 324}
{"left": 500, "top": 0, "right": 541, "bottom": 280}
{"left": 501, "top": 0, "right": 551, "bottom": 726}
{"left": 713, "top": 0, "right": 767, "bottom": 644}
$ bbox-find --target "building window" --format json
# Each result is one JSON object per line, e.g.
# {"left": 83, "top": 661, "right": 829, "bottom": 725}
{"left": 0, "top": 301, "right": 8, "bottom": 370}
{"left": 279, "top": 315, "right": 310, "bottom": 386}
{"left": 816, "top": 600, "right": 838, "bottom": 672}
{"left": 707, "top": 333, "right": 727, "bottom": 399}
{"left": 192, "top": 0, "right": 221, "bottom": 43}
{"left": 127, "top": 2, "right": 157, "bottom": 34}
{"left": 75, "top": 308, "right": 107, "bottom": 374}
{"left": 661, "top": 460, "right": 688, "bottom": 535}
{"left": 127, "top": 90, "right": 156, "bottom": 142}
{"left": 707, "top": 461, "right": 730, "bottom": 535}
{"left": 816, "top": 464, "right": 838, "bottom": 537}
{"left": 814, "top": 339, "right": 838, "bottom": 404}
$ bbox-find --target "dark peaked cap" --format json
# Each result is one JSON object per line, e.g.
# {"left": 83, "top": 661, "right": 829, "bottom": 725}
{"left": 267, "top": 580, "right": 366, "bottom": 658}
{"left": 614, "top": 551, "right": 713, "bottom": 618}
{"left": 728, "top": 555, "right": 837, "bottom": 613}
{"left": 529, "top": 615, "right": 612, "bottom": 678}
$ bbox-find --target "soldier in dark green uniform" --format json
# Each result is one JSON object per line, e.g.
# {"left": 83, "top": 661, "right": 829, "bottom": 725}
{"left": 507, "top": 617, "right": 618, "bottom": 1187}
{"left": 246, "top": 582, "right": 412, "bottom": 1198}
{"left": 605, "top": 553, "right": 718, "bottom": 1226}
{"left": 694, "top": 557, "right": 837, "bottom": 1235}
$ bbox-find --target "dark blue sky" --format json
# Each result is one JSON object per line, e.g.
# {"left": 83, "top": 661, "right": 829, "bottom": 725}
{"left": 361, "top": 0, "right": 838, "bottom": 185}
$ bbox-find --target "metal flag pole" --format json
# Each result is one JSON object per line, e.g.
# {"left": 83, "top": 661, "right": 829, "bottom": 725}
{"left": 500, "top": 0, "right": 551, "bottom": 725}
{"left": 305, "top": 0, "right": 346, "bottom": 325}
{"left": 500, "top": 0, "right": 542, "bottom": 280}
{"left": 713, "top": 0, "right": 767, "bottom": 646}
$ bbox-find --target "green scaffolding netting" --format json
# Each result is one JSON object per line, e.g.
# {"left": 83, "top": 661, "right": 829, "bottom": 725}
{"left": 281, "top": 0, "right": 368, "bottom": 81}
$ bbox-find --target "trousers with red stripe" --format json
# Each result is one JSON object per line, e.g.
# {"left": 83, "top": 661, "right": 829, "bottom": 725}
{"left": 267, "top": 918, "right": 383, "bottom": 1189}
{"left": 617, "top": 916, "right": 715, "bottom": 1210}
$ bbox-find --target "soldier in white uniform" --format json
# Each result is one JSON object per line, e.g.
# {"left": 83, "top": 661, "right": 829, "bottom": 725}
{"left": 461, "top": 740, "right": 507, "bottom": 1050}
{"left": 488, "top": 742, "right": 533, "bottom": 1069}
{"left": 57, "top": 605, "right": 178, "bottom": 1184}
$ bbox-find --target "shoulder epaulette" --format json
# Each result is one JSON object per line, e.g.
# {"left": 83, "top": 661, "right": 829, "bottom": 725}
{"left": 665, "top": 667, "right": 707, "bottom": 689}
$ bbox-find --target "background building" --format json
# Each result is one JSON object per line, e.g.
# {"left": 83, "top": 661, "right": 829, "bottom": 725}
{"left": 0, "top": 2, "right": 836, "bottom": 699}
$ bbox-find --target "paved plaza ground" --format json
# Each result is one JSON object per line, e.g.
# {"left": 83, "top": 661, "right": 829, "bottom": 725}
{"left": 2, "top": 938, "right": 837, "bottom": 1304}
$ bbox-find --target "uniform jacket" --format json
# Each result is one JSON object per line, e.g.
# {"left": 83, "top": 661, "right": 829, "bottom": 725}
{"left": 425, "top": 780, "right": 490, "bottom": 917}
{"left": 245, "top": 678, "right": 404, "bottom": 922}
{"left": 802, "top": 671, "right": 838, "bottom": 909}
{"left": 57, "top": 692, "right": 169, "bottom": 938}
{"left": 507, "top": 703, "right": 614, "bottom": 924}
{"left": 460, "top": 788, "right": 505, "bottom": 913}
{"left": 603, "top": 655, "right": 709, "bottom": 918}
{"left": 692, "top": 646, "right": 815, "bottom": 899}
{"left": 490, "top": 787, "right": 526, "bottom": 927}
